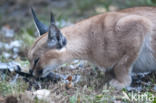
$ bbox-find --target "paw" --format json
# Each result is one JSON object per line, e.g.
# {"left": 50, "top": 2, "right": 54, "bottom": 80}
{"left": 109, "top": 79, "right": 131, "bottom": 90}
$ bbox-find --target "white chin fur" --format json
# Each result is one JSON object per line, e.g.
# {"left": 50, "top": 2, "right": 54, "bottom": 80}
{"left": 41, "top": 65, "right": 58, "bottom": 77}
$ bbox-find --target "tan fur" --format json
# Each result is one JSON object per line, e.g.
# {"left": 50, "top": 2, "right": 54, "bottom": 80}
{"left": 28, "top": 7, "right": 156, "bottom": 89}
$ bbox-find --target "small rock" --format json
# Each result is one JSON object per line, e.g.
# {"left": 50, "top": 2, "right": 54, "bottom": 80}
{"left": 4, "top": 43, "right": 12, "bottom": 50}
{"left": 33, "top": 89, "right": 51, "bottom": 100}
{"left": 1, "top": 26, "right": 14, "bottom": 38}
{"left": 3, "top": 52, "right": 11, "bottom": 59}
{"left": 0, "top": 62, "right": 8, "bottom": 69}
{"left": 10, "top": 40, "right": 22, "bottom": 48}
{"left": 3, "top": 40, "right": 22, "bottom": 50}
{"left": 7, "top": 61, "right": 21, "bottom": 72}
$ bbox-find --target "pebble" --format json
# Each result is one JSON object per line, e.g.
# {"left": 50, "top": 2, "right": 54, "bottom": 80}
{"left": 0, "top": 61, "right": 20, "bottom": 72}
{"left": 1, "top": 26, "right": 14, "bottom": 38}
{"left": 10, "top": 40, "right": 22, "bottom": 48}
{"left": 3, "top": 52, "right": 11, "bottom": 59}
{"left": 33, "top": 89, "right": 51, "bottom": 100}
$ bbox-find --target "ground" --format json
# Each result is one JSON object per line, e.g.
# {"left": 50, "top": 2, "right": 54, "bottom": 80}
{"left": 0, "top": 0, "right": 156, "bottom": 103}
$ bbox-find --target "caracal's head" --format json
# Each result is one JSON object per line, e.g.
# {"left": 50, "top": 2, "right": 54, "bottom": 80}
{"left": 28, "top": 8, "right": 67, "bottom": 77}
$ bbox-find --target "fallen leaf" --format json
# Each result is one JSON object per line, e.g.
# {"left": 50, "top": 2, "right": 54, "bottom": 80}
{"left": 66, "top": 75, "right": 72, "bottom": 81}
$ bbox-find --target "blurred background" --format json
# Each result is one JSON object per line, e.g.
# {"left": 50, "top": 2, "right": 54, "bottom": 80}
{"left": 0, "top": 0, "right": 156, "bottom": 102}
{"left": 0, "top": 0, "right": 156, "bottom": 62}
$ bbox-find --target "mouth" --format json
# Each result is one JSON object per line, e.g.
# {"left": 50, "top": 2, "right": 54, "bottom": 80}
{"left": 41, "top": 65, "right": 58, "bottom": 78}
{"left": 41, "top": 70, "right": 51, "bottom": 78}
{"left": 41, "top": 67, "right": 53, "bottom": 78}
{"left": 15, "top": 66, "right": 61, "bottom": 82}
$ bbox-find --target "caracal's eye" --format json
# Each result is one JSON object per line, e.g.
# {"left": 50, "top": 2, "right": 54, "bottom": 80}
{"left": 34, "top": 57, "right": 40, "bottom": 66}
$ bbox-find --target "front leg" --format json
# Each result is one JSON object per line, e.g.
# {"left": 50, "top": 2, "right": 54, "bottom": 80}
{"left": 109, "top": 55, "right": 134, "bottom": 90}
{"left": 109, "top": 15, "right": 152, "bottom": 90}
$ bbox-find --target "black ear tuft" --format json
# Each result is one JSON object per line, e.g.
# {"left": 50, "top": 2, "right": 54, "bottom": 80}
{"left": 50, "top": 12, "right": 55, "bottom": 24}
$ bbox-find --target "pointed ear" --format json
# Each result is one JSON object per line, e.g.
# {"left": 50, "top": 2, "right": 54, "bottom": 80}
{"left": 50, "top": 12, "right": 55, "bottom": 24}
{"left": 47, "top": 24, "right": 67, "bottom": 49}
{"left": 31, "top": 8, "right": 48, "bottom": 36}
{"left": 47, "top": 24, "right": 58, "bottom": 47}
